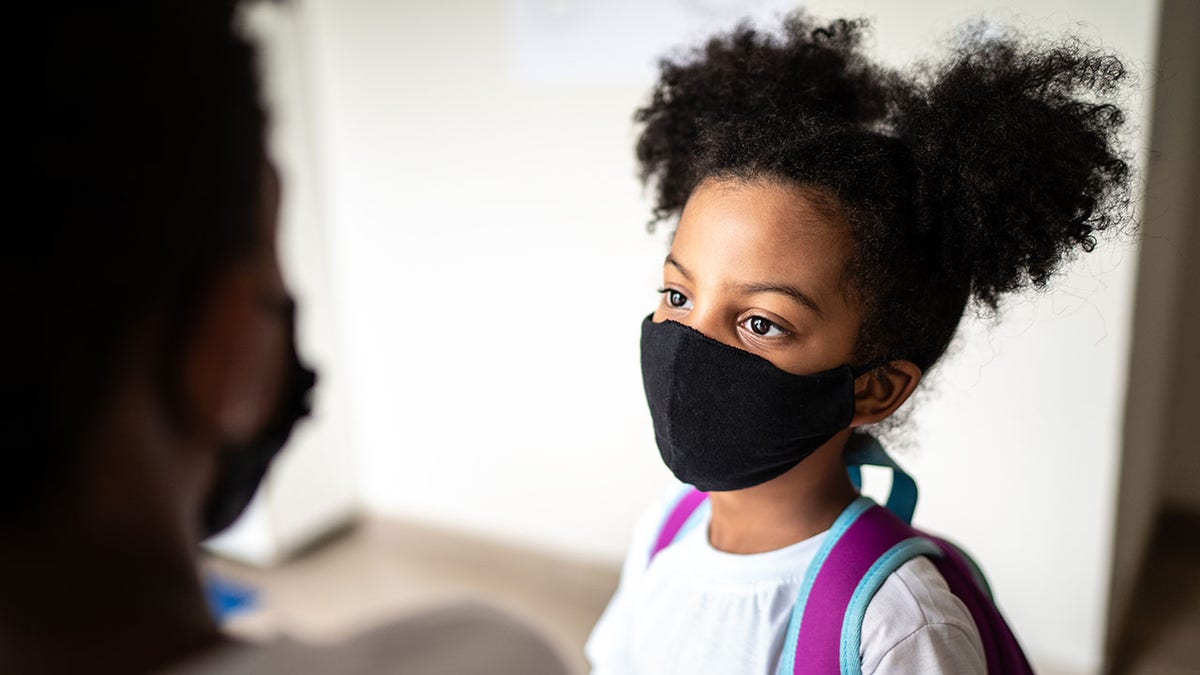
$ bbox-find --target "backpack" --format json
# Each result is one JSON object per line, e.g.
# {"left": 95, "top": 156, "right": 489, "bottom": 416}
{"left": 648, "top": 435, "right": 1034, "bottom": 675}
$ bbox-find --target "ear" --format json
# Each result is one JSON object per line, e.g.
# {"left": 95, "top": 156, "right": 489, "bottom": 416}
{"left": 850, "top": 360, "right": 922, "bottom": 427}
{"left": 180, "top": 265, "right": 286, "bottom": 445}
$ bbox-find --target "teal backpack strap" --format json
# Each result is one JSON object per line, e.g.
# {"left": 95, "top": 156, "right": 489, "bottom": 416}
{"left": 775, "top": 496, "right": 876, "bottom": 675}
{"left": 844, "top": 433, "right": 918, "bottom": 524}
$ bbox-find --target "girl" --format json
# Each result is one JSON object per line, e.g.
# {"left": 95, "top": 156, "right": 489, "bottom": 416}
{"left": 586, "top": 13, "right": 1130, "bottom": 675}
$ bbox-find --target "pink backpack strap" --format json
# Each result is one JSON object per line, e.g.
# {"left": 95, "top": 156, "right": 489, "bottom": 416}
{"left": 649, "top": 487, "right": 708, "bottom": 564}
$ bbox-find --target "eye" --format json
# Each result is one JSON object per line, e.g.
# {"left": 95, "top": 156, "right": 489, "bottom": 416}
{"left": 659, "top": 288, "right": 693, "bottom": 310}
{"left": 743, "top": 315, "right": 787, "bottom": 338}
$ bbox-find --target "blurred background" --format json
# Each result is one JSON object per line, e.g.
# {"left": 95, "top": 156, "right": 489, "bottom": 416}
{"left": 201, "top": 1, "right": 1199, "bottom": 673}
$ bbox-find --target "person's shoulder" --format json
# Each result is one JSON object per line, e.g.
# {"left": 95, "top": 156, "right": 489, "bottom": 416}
{"left": 859, "top": 556, "right": 986, "bottom": 674}
{"left": 163, "top": 603, "right": 568, "bottom": 675}
{"left": 161, "top": 639, "right": 324, "bottom": 675}
{"left": 872, "top": 556, "right": 977, "bottom": 629}
{"left": 345, "top": 602, "right": 569, "bottom": 674}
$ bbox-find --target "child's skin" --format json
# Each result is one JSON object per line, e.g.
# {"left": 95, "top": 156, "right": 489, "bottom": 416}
{"left": 652, "top": 177, "right": 922, "bottom": 554}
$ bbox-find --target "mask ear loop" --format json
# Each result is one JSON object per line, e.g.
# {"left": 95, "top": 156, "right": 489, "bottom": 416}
{"left": 844, "top": 356, "right": 888, "bottom": 496}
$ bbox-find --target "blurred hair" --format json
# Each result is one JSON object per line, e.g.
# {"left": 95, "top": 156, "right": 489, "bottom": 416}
{"left": 636, "top": 13, "right": 1131, "bottom": 373}
{"left": 3, "top": 1, "right": 268, "bottom": 520}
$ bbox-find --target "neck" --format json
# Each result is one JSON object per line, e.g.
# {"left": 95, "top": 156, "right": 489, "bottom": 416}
{"left": 707, "top": 429, "right": 858, "bottom": 554}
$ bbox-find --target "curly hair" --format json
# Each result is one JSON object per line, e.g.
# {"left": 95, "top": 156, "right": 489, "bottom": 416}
{"left": 635, "top": 13, "right": 1132, "bottom": 373}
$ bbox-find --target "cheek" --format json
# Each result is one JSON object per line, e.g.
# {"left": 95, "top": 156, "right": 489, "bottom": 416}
{"left": 220, "top": 316, "right": 287, "bottom": 441}
{"left": 768, "top": 316, "right": 864, "bottom": 375}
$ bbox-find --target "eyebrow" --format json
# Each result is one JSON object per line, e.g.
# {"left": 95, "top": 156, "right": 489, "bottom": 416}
{"left": 735, "top": 282, "right": 825, "bottom": 318}
{"left": 665, "top": 254, "right": 824, "bottom": 318}
{"left": 665, "top": 255, "right": 693, "bottom": 280}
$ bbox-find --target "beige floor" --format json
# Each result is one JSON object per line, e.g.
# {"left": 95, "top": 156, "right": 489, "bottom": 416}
{"left": 206, "top": 512, "right": 1200, "bottom": 675}
{"left": 205, "top": 518, "right": 618, "bottom": 674}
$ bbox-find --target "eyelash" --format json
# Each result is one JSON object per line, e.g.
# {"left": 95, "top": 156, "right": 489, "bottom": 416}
{"left": 656, "top": 288, "right": 790, "bottom": 339}
{"left": 743, "top": 315, "right": 787, "bottom": 338}
{"left": 657, "top": 288, "right": 691, "bottom": 309}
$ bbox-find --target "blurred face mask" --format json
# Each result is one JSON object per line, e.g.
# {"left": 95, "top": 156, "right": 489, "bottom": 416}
{"left": 639, "top": 315, "right": 864, "bottom": 492}
{"left": 202, "top": 298, "right": 316, "bottom": 538}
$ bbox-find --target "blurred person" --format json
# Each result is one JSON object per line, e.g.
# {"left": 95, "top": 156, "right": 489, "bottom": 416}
{"left": 0, "top": 2, "right": 565, "bottom": 674}
{"left": 587, "top": 13, "right": 1132, "bottom": 675}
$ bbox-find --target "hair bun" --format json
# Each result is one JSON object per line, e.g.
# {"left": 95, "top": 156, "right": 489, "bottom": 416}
{"left": 900, "top": 29, "right": 1132, "bottom": 307}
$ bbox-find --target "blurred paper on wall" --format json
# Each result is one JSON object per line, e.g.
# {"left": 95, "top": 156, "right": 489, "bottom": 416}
{"left": 508, "top": 0, "right": 804, "bottom": 85}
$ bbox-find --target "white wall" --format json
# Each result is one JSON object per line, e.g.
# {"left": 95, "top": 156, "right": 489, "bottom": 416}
{"left": 300, "top": 0, "right": 670, "bottom": 563}
{"left": 298, "top": 1, "right": 1158, "bottom": 673}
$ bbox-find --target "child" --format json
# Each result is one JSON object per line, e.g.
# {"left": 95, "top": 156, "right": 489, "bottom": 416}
{"left": 586, "top": 13, "right": 1130, "bottom": 675}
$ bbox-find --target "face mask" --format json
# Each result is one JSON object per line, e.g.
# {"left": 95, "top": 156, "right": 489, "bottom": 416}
{"left": 202, "top": 298, "right": 317, "bottom": 538}
{"left": 640, "top": 315, "right": 865, "bottom": 492}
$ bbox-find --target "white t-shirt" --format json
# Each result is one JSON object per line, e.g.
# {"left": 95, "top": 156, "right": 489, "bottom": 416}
{"left": 586, "top": 491, "right": 986, "bottom": 675}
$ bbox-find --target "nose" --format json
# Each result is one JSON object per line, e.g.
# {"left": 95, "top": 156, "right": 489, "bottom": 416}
{"left": 657, "top": 303, "right": 742, "bottom": 352}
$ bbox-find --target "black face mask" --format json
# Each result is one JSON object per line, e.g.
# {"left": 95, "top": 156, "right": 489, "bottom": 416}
{"left": 202, "top": 298, "right": 317, "bottom": 539}
{"left": 640, "top": 315, "right": 865, "bottom": 492}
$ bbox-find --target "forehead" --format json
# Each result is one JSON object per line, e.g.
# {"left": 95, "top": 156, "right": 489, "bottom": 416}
{"left": 671, "top": 177, "right": 851, "bottom": 291}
